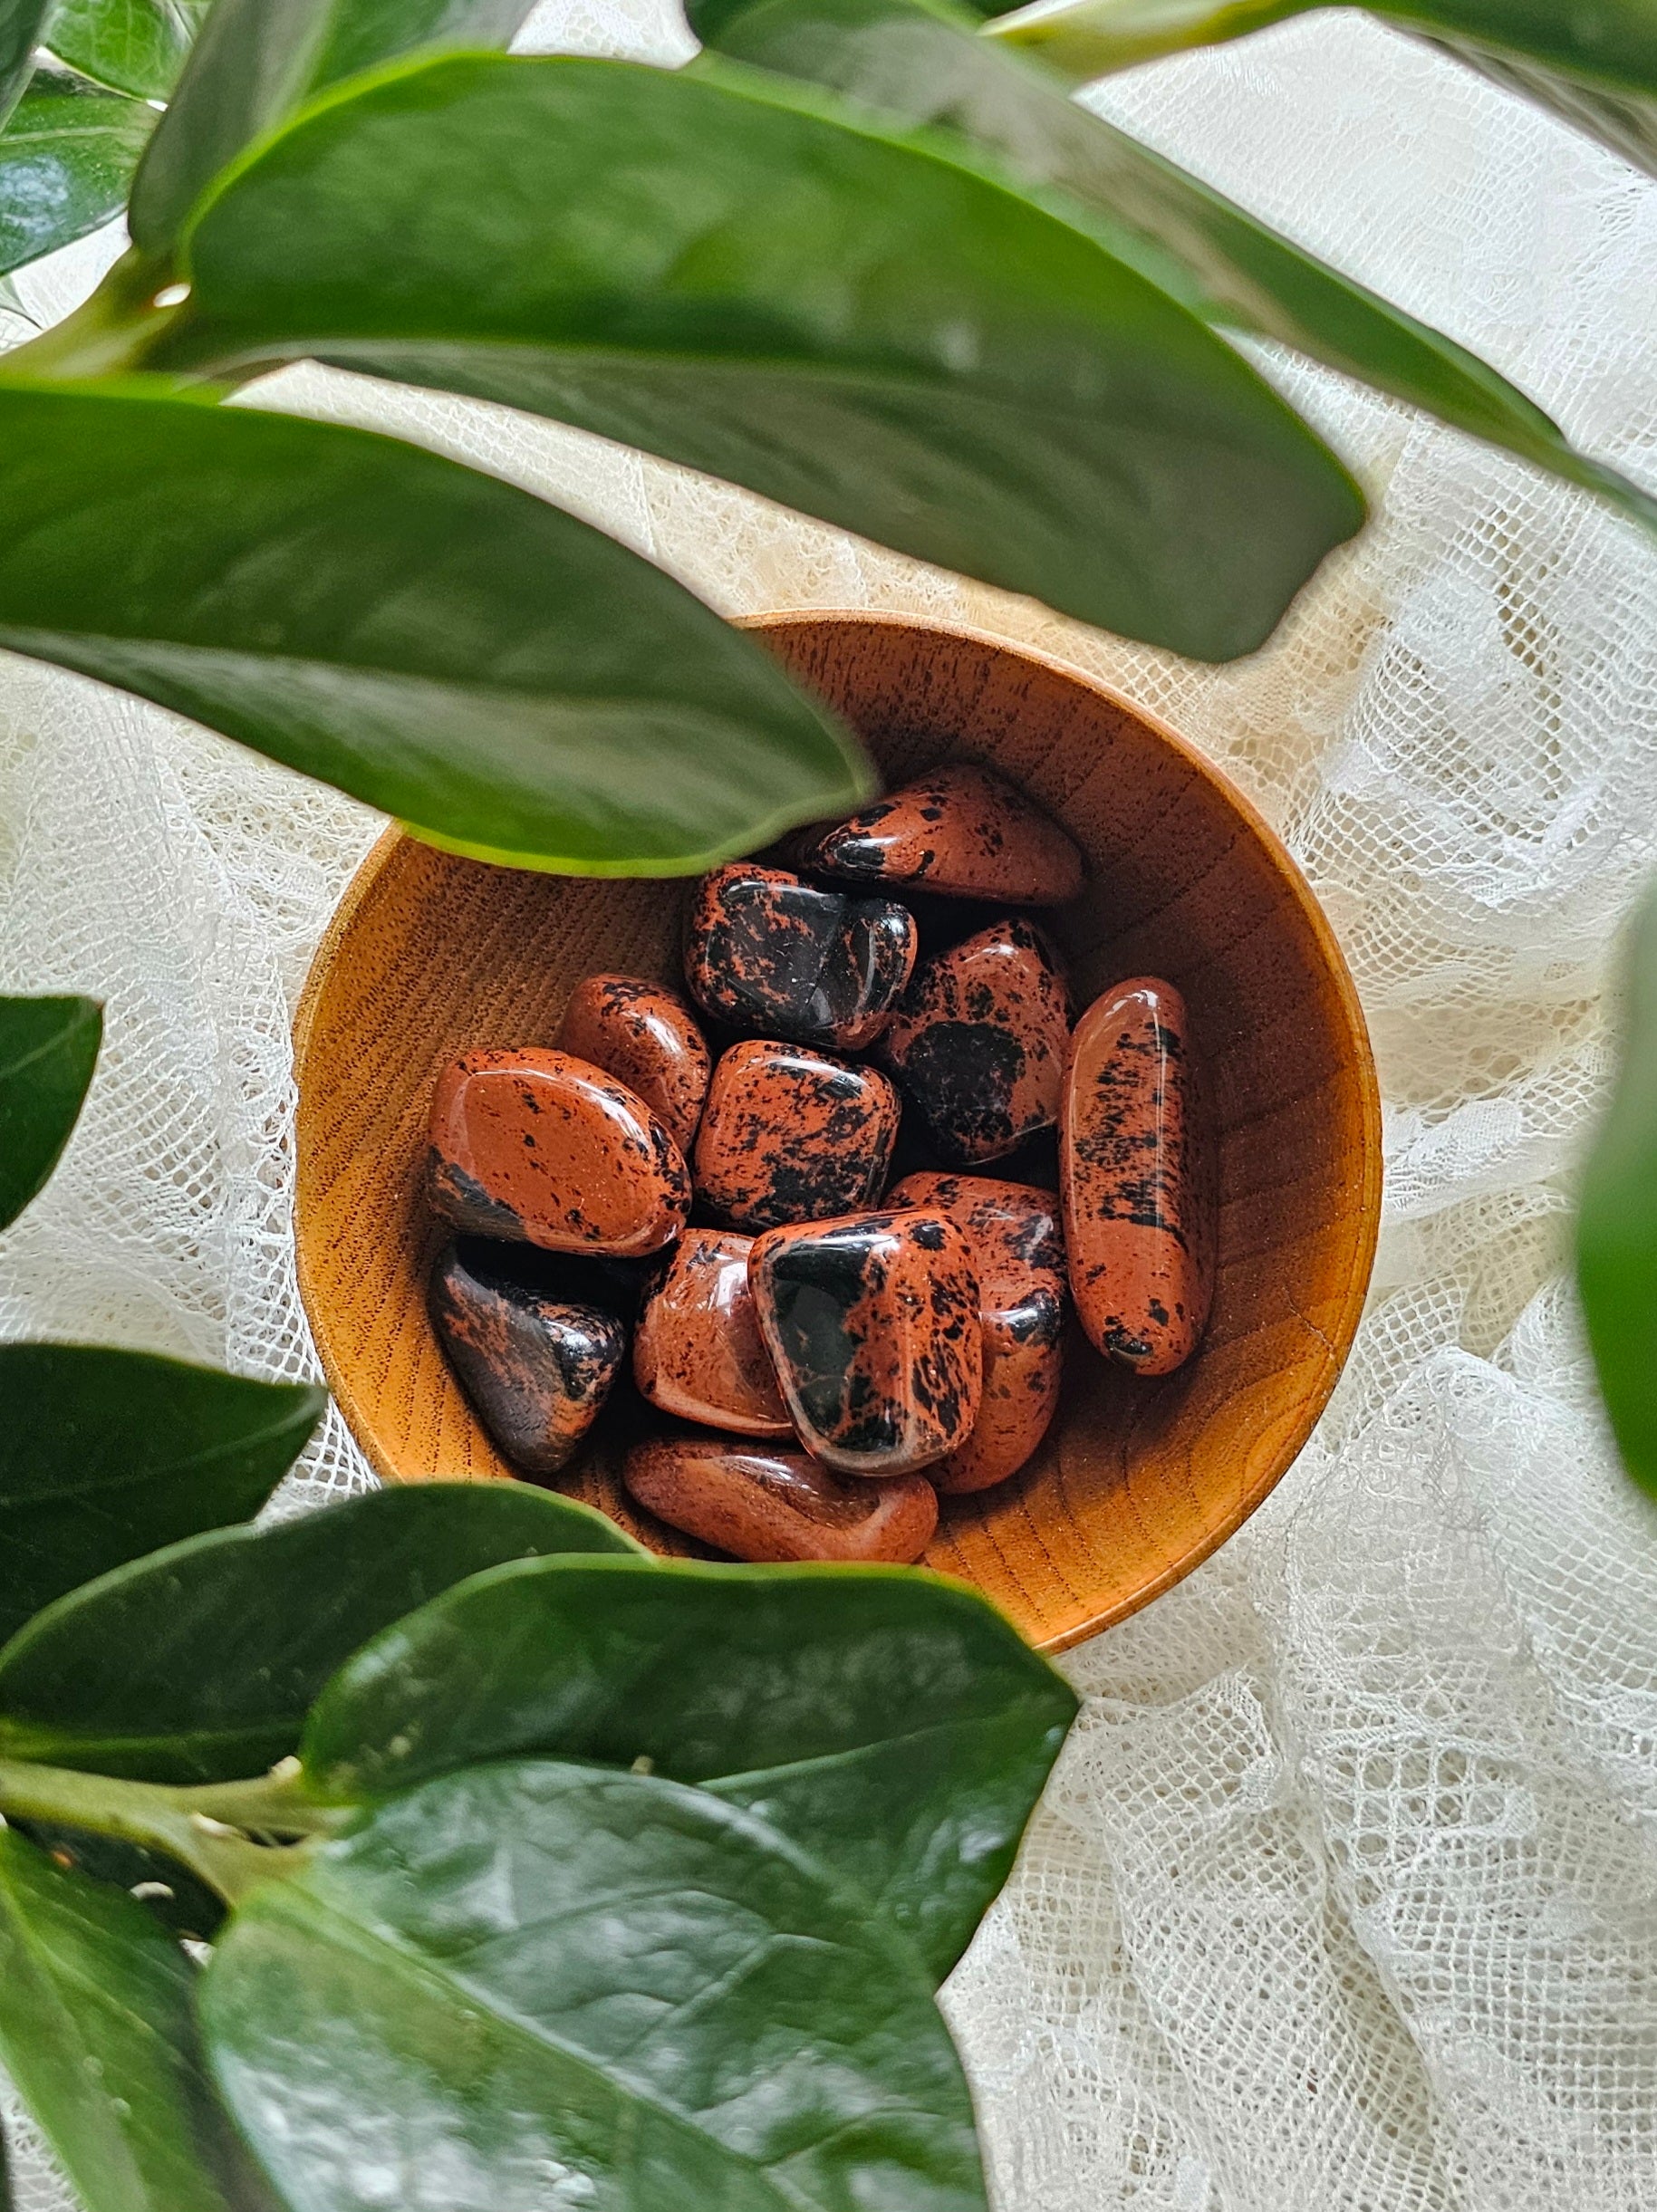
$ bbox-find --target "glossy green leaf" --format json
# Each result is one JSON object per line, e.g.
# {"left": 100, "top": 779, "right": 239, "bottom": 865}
{"left": 693, "top": 0, "right": 1657, "bottom": 537}
{"left": 0, "top": 993, "right": 100, "bottom": 1230}
{"left": 303, "top": 1555, "right": 1077, "bottom": 1980}
{"left": 1579, "top": 878, "right": 1657, "bottom": 1497}
{"left": 0, "top": 0, "right": 50, "bottom": 126}
{"left": 987, "top": 0, "right": 1657, "bottom": 178}
{"left": 131, "top": 0, "right": 536, "bottom": 255}
{"left": 14, "top": 1819, "right": 226, "bottom": 1940}
{"left": 204, "top": 1758, "right": 988, "bottom": 2212}
{"left": 0, "top": 1828, "right": 265, "bottom": 2212}
{"left": 0, "top": 68, "right": 155, "bottom": 279}
{"left": 0, "top": 1342, "right": 323, "bottom": 1642}
{"left": 0, "top": 1481, "right": 639, "bottom": 1782}
{"left": 0, "top": 383, "right": 871, "bottom": 872}
{"left": 43, "top": 0, "right": 207, "bottom": 99}
{"left": 157, "top": 51, "right": 1365, "bottom": 661}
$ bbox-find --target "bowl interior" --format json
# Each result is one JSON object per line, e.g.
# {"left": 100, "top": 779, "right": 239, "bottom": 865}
{"left": 294, "top": 614, "right": 1380, "bottom": 1650}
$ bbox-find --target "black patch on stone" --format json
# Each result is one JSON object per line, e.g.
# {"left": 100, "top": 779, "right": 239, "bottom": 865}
{"left": 896, "top": 1021, "right": 1025, "bottom": 1162}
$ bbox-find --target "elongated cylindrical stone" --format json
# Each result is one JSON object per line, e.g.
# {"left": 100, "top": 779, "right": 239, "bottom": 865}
{"left": 623, "top": 1437, "right": 937, "bottom": 1563}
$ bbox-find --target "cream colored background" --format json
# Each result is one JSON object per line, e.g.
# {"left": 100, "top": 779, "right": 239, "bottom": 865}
{"left": 5, "top": 5, "right": 1657, "bottom": 2205}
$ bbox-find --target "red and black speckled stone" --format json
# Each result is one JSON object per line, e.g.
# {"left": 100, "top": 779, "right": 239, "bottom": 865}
{"left": 748, "top": 1207, "right": 982, "bottom": 1476}
{"left": 623, "top": 1436, "right": 937, "bottom": 1564}
{"left": 429, "top": 1239, "right": 627, "bottom": 1477}
{"left": 554, "top": 974, "right": 711, "bottom": 1155}
{"left": 632, "top": 1227, "right": 792, "bottom": 1437}
{"left": 879, "top": 918, "right": 1070, "bottom": 1165}
{"left": 683, "top": 862, "right": 917, "bottom": 1050}
{"left": 693, "top": 1040, "right": 901, "bottom": 1233}
{"left": 806, "top": 764, "right": 1084, "bottom": 906}
{"left": 1062, "top": 976, "right": 1212, "bottom": 1374}
{"left": 890, "top": 1173, "right": 1065, "bottom": 1493}
{"left": 428, "top": 1047, "right": 690, "bottom": 1257}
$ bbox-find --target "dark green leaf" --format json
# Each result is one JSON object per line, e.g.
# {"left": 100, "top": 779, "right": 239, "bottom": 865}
{"left": 0, "top": 0, "right": 51, "bottom": 127}
{"left": 0, "top": 1827, "right": 265, "bottom": 2212}
{"left": 1579, "top": 877, "right": 1657, "bottom": 1497}
{"left": 0, "top": 68, "right": 156, "bottom": 280}
{"left": 693, "top": 0, "right": 1657, "bottom": 537}
{"left": 204, "top": 1759, "right": 988, "bottom": 2212}
{"left": 14, "top": 1820, "right": 226, "bottom": 1939}
{"left": 0, "top": 383, "right": 872, "bottom": 871}
{"left": 157, "top": 50, "right": 1364, "bottom": 660}
{"left": 303, "top": 1554, "right": 1077, "bottom": 1980}
{"left": 131, "top": 0, "right": 536, "bottom": 254}
{"left": 0, "top": 1481, "right": 640, "bottom": 1782}
{"left": 0, "top": 993, "right": 100, "bottom": 1230}
{"left": 43, "top": 0, "right": 207, "bottom": 99}
{"left": 988, "top": 0, "right": 1657, "bottom": 180}
{"left": 0, "top": 1342, "right": 323, "bottom": 1641}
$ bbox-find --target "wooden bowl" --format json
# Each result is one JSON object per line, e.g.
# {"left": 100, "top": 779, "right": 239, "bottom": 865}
{"left": 294, "top": 612, "right": 1380, "bottom": 1652}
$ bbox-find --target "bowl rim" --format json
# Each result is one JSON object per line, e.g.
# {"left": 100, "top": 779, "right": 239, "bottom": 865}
{"left": 294, "top": 608, "right": 1382, "bottom": 1649}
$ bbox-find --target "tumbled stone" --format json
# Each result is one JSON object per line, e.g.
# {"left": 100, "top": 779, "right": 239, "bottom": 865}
{"left": 623, "top": 1437, "right": 937, "bottom": 1564}
{"left": 890, "top": 1173, "right": 1065, "bottom": 1493}
{"left": 633, "top": 1227, "right": 792, "bottom": 1438}
{"left": 429, "top": 1047, "right": 690, "bottom": 1256}
{"left": 879, "top": 918, "right": 1070, "bottom": 1164}
{"left": 806, "top": 764, "right": 1084, "bottom": 905}
{"left": 1062, "top": 977, "right": 1211, "bottom": 1373}
{"left": 429, "top": 1240, "right": 626, "bottom": 1476}
{"left": 554, "top": 974, "right": 711, "bottom": 1155}
{"left": 749, "top": 1208, "right": 981, "bottom": 1476}
{"left": 683, "top": 862, "right": 917, "bottom": 1050}
{"left": 694, "top": 1040, "right": 901, "bottom": 1233}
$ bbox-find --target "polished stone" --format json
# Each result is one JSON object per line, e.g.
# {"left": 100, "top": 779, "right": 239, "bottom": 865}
{"left": 554, "top": 974, "right": 711, "bottom": 1155}
{"left": 806, "top": 763, "right": 1084, "bottom": 905}
{"left": 879, "top": 918, "right": 1070, "bottom": 1164}
{"left": 429, "top": 1046, "right": 690, "bottom": 1257}
{"left": 683, "top": 862, "right": 916, "bottom": 1049}
{"left": 748, "top": 1207, "right": 981, "bottom": 1476}
{"left": 890, "top": 1173, "right": 1065, "bottom": 1493}
{"left": 633, "top": 1227, "right": 792, "bottom": 1438}
{"left": 429, "top": 1239, "right": 626, "bottom": 1476}
{"left": 623, "top": 1437, "right": 937, "bottom": 1563}
{"left": 1062, "top": 977, "right": 1211, "bottom": 1372}
{"left": 693, "top": 1039, "right": 901, "bottom": 1233}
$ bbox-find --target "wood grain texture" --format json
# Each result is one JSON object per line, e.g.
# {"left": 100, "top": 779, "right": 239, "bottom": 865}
{"left": 294, "top": 613, "right": 1382, "bottom": 1651}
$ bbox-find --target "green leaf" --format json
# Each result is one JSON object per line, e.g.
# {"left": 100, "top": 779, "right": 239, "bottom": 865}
{"left": 156, "top": 50, "right": 1365, "bottom": 661}
{"left": 1579, "top": 877, "right": 1657, "bottom": 1498}
{"left": 303, "top": 1554, "right": 1077, "bottom": 1981}
{"left": 0, "top": 993, "right": 101, "bottom": 1230}
{"left": 0, "top": 68, "right": 156, "bottom": 280}
{"left": 692, "top": 0, "right": 1657, "bottom": 538}
{"left": 0, "top": 1342, "right": 323, "bottom": 1642}
{"left": 0, "top": 0, "right": 51, "bottom": 128}
{"left": 14, "top": 1820, "right": 226, "bottom": 1940}
{"left": 987, "top": 0, "right": 1657, "bottom": 180}
{"left": 204, "top": 1758, "right": 988, "bottom": 2212}
{"left": 131, "top": 0, "right": 536, "bottom": 255}
{"left": 0, "top": 1827, "right": 266, "bottom": 2212}
{"left": 0, "top": 1481, "right": 640, "bottom": 1782}
{"left": 0, "top": 382, "right": 872, "bottom": 872}
{"left": 43, "top": 0, "right": 207, "bottom": 99}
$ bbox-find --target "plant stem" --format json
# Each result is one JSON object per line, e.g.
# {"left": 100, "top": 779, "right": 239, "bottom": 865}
{"left": 0, "top": 1756, "right": 348, "bottom": 1905}
{"left": 0, "top": 249, "right": 186, "bottom": 382}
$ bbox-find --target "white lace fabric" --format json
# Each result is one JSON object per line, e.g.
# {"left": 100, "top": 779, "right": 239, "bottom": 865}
{"left": 5, "top": 7, "right": 1657, "bottom": 2207}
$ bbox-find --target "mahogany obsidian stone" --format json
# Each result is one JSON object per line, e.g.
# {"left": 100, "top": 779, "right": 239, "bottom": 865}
{"left": 632, "top": 1227, "right": 792, "bottom": 1438}
{"left": 683, "top": 862, "right": 917, "bottom": 1050}
{"left": 890, "top": 1173, "right": 1065, "bottom": 1494}
{"left": 879, "top": 918, "right": 1070, "bottom": 1165}
{"left": 1062, "top": 976, "right": 1212, "bottom": 1374}
{"left": 622, "top": 1437, "right": 937, "bottom": 1564}
{"left": 693, "top": 1039, "right": 901, "bottom": 1233}
{"left": 805, "top": 764, "right": 1084, "bottom": 905}
{"left": 554, "top": 974, "right": 711, "bottom": 1156}
{"left": 428, "top": 1047, "right": 690, "bottom": 1257}
{"left": 429, "top": 1240, "right": 627, "bottom": 1476}
{"left": 748, "top": 1207, "right": 982, "bottom": 1476}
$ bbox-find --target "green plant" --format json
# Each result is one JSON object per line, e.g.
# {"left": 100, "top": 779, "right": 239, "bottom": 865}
{"left": 0, "top": 992, "right": 1077, "bottom": 2207}
{"left": 0, "top": 0, "right": 1651, "bottom": 880}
